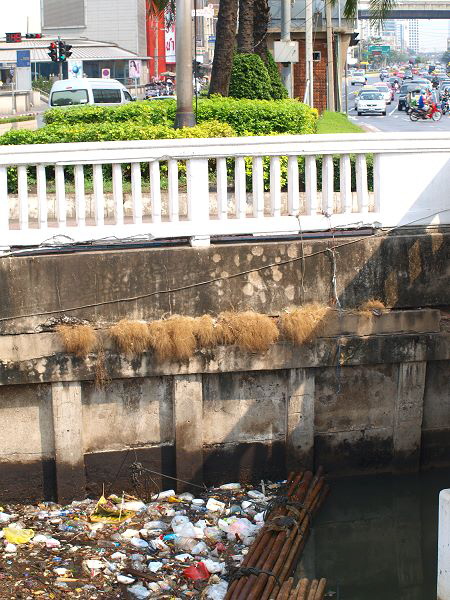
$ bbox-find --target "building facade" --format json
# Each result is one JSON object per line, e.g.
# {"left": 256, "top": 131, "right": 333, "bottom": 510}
{"left": 41, "top": 0, "right": 149, "bottom": 81}
{"left": 409, "top": 19, "right": 420, "bottom": 53}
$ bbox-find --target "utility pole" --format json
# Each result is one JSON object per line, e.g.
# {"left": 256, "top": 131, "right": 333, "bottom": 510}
{"left": 175, "top": 0, "right": 195, "bottom": 128}
{"left": 58, "top": 36, "right": 63, "bottom": 80}
{"left": 305, "top": 0, "right": 314, "bottom": 107}
{"left": 325, "top": 0, "right": 335, "bottom": 111}
{"left": 281, "top": 0, "right": 293, "bottom": 97}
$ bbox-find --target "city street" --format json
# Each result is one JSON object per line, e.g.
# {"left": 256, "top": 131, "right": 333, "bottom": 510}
{"left": 345, "top": 74, "right": 450, "bottom": 132}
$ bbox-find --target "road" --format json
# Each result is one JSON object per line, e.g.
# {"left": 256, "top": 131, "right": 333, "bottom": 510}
{"left": 344, "top": 74, "right": 450, "bottom": 133}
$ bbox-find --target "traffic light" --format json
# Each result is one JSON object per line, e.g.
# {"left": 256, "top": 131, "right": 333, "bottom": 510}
{"left": 58, "top": 41, "right": 73, "bottom": 62}
{"left": 349, "top": 33, "right": 360, "bottom": 47}
{"left": 25, "top": 33, "right": 42, "bottom": 39}
{"left": 48, "top": 41, "right": 58, "bottom": 62}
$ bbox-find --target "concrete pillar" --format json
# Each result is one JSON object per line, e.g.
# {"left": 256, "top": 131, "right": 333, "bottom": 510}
{"left": 51, "top": 382, "right": 85, "bottom": 503}
{"left": 287, "top": 368, "right": 315, "bottom": 471}
{"left": 438, "top": 489, "right": 450, "bottom": 600}
{"left": 393, "top": 361, "right": 426, "bottom": 472}
{"left": 173, "top": 374, "right": 203, "bottom": 491}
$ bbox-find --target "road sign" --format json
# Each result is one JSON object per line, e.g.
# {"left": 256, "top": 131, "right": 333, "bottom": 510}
{"left": 102, "top": 68, "right": 110, "bottom": 79}
{"left": 16, "top": 50, "right": 31, "bottom": 67}
{"left": 208, "top": 35, "right": 216, "bottom": 43}
{"left": 273, "top": 41, "right": 299, "bottom": 64}
{"left": 369, "top": 45, "right": 390, "bottom": 55}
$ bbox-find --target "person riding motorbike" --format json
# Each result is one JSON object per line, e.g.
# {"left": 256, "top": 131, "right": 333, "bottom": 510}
{"left": 432, "top": 76, "right": 439, "bottom": 89}
{"left": 417, "top": 91, "right": 430, "bottom": 117}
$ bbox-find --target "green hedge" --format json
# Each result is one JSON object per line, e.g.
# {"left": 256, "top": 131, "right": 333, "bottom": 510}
{"left": 42, "top": 97, "right": 318, "bottom": 137}
{"left": 229, "top": 53, "right": 272, "bottom": 100}
{"left": 0, "top": 120, "right": 236, "bottom": 146}
{"left": 196, "top": 97, "right": 318, "bottom": 135}
{"left": 44, "top": 100, "right": 175, "bottom": 126}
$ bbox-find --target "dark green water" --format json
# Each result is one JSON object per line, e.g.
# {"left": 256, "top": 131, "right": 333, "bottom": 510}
{"left": 299, "top": 468, "right": 450, "bottom": 600}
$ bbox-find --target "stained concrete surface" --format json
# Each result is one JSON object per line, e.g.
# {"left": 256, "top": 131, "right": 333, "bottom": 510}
{"left": 0, "top": 229, "right": 448, "bottom": 335}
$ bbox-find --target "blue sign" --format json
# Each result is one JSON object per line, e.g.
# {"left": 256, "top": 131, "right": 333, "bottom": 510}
{"left": 16, "top": 50, "right": 31, "bottom": 67}
{"left": 208, "top": 35, "right": 216, "bottom": 43}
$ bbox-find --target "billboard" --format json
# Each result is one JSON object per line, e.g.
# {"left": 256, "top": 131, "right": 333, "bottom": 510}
{"left": 165, "top": 9, "right": 176, "bottom": 64}
{"left": 129, "top": 59, "right": 141, "bottom": 79}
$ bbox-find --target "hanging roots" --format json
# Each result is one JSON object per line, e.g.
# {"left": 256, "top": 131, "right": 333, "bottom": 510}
{"left": 357, "top": 299, "right": 387, "bottom": 316}
{"left": 279, "top": 303, "right": 331, "bottom": 344}
{"left": 109, "top": 319, "right": 150, "bottom": 356}
{"left": 56, "top": 324, "right": 98, "bottom": 358}
{"left": 216, "top": 311, "right": 279, "bottom": 352}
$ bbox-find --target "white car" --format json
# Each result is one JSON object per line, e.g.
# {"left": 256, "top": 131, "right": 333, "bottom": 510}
{"left": 49, "top": 78, "right": 134, "bottom": 107}
{"left": 351, "top": 71, "right": 366, "bottom": 85}
{"left": 373, "top": 83, "right": 393, "bottom": 104}
{"left": 355, "top": 91, "right": 386, "bottom": 115}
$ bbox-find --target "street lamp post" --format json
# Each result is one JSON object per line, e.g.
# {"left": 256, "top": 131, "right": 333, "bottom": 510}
{"left": 175, "top": 0, "right": 195, "bottom": 128}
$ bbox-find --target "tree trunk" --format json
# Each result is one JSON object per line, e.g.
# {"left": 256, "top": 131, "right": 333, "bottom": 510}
{"left": 253, "top": 0, "right": 270, "bottom": 60}
{"left": 209, "top": 0, "right": 239, "bottom": 96}
{"left": 237, "top": 0, "right": 255, "bottom": 53}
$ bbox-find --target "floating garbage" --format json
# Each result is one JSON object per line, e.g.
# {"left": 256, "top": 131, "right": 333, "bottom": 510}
{"left": 0, "top": 478, "right": 293, "bottom": 598}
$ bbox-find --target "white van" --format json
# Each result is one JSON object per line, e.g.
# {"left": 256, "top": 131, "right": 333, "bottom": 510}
{"left": 49, "top": 78, "right": 134, "bottom": 107}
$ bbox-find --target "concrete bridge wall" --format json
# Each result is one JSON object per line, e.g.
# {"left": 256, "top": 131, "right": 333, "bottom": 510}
{"left": 0, "top": 230, "right": 448, "bottom": 502}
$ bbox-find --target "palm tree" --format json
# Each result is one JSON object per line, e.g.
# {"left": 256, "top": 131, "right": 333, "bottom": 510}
{"left": 209, "top": 0, "right": 239, "bottom": 94}
{"left": 212, "top": 0, "right": 397, "bottom": 96}
{"left": 148, "top": 0, "right": 397, "bottom": 97}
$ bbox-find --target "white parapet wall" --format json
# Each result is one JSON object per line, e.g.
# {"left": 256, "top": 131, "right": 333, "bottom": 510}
{"left": 438, "top": 490, "right": 450, "bottom": 600}
{"left": 0, "top": 132, "right": 449, "bottom": 249}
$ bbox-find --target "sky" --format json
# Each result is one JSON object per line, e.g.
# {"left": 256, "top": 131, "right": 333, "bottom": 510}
{"left": 419, "top": 20, "right": 449, "bottom": 52}
{"left": 1, "top": 2, "right": 449, "bottom": 53}
{"left": 0, "top": 0, "right": 41, "bottom": 37}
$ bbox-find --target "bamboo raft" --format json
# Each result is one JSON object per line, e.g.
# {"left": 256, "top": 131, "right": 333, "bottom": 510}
{"left": 225, "top": 468, "right": 328, "bottom": 600}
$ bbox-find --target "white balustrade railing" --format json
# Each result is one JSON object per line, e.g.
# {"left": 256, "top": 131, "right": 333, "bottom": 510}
{"left": 0, "top": 132, "right": 449, "bottom": 249}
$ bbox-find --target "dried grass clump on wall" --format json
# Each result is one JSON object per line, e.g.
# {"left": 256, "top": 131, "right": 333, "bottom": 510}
{"left": 147, "top": 320, "right": 173, "bottom": 362}
{"left": 358, "top": 299, "right": 387, "bottom": 316}
{"left": 56, "top": 324, "right": 98, "bottom": 358}
{"left": 148, "top": 317, "right": 198, "bottom": 362}
{"left": 164, "top": 316, "right": 197, "bottom": 361}
{"left": 192, "top": 315, "right": 218, "bottom": 348}
{"left": 109, "top": 320, "right": 150, "bottom": 356}
{"left": 216, "top": 311, "right": 279, "bottom": 353}
{"left": 280, "top": 303, "right": 331, "bottom": 344}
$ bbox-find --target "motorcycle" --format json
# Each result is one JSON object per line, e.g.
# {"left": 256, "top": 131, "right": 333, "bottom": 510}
{"left": 409, "top": 102, "right": 442, "bottom": 122}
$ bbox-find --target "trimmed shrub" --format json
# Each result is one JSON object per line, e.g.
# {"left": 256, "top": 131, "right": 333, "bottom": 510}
{"left": 197, "top": 97, "right": 318, "bottom": 135}
{"left": 0, "top": 120, "right": 236, "bottom": 146}
{"left": 36, "top": 97, "right": 318, "bottom": 138}
{"left": 264, "top": 51, "right": 288, "bottom": 100}
{"left": 44, "top": 100, "right": 175, "bottom": 126}
{"left": 229, "top": 53, "right": 272, "bottom": 100}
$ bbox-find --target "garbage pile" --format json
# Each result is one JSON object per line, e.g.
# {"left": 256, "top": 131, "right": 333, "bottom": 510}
{"left": 0, "top": 481, "right": 283, "bottom": 599}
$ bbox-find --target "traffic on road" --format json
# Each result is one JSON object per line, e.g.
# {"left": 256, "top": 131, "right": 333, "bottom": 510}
{"left": 346, "top": 70, "right": 450, "bottom": 132}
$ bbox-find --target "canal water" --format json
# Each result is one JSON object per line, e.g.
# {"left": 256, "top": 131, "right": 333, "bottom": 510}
{"left": 299, "top": 468, "right": 450, "bottom": 599}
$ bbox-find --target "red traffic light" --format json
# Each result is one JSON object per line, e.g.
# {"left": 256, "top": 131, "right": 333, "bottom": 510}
{"left": 50, "top": 42, "right": 57, "bottom": 49}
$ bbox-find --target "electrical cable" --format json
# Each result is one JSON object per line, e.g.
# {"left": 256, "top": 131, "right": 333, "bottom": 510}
{"left": 0, "top": 209, "right": 447, "bottom": 324}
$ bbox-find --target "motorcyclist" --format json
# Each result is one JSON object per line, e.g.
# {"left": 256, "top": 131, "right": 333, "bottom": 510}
{"left": 417, "top": 90, "right": 430, "bottom": 117}
{"left": 432, "top": 76, "right": 439, "bottom": 89}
